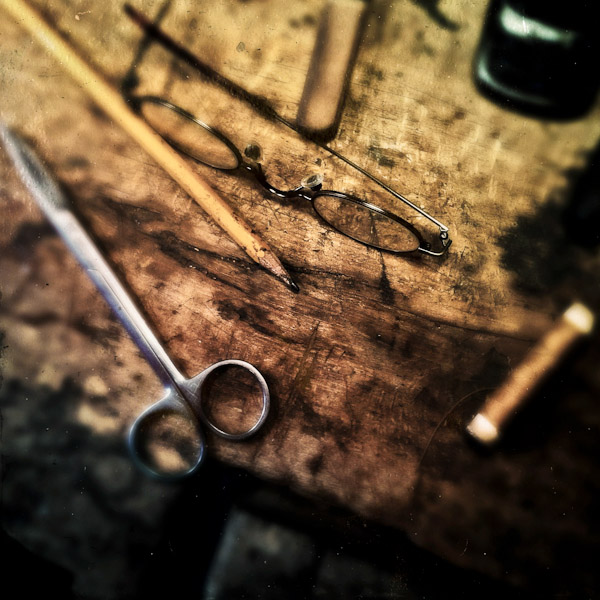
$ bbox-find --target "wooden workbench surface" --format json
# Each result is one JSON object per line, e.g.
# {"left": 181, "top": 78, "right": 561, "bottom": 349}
{"left": 2, "top": 0, "right": 600, "bottom": 596}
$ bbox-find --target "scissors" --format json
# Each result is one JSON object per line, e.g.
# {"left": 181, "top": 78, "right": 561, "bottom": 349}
{"left": 1, "top": 125, "right": 270, "bottom": 480}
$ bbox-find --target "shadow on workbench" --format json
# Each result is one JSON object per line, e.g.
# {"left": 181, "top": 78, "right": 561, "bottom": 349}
{"left": 1, "top": 373, "right": 597, "bottom": 599}
{"left": 137, "top": 463, "right": 533, "bottom": 600}
{"left": 2, "top": 455, "right": 533, "bottom": 600}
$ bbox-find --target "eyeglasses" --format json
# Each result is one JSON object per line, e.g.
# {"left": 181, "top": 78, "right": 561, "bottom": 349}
{"left": 128, "top": 95, "right": 451, "bottom": 256}
{"left": 122, "top": 4, "right": 452, "bottom": 257}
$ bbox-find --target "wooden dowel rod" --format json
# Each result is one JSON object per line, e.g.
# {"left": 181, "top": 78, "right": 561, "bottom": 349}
{"left": 466, "top": 302, "right": 595, "bottom": 445}
{"left": 0, "top": 0, "right": 298, "bottom": 292}
{"left": 296, "top": 0, "right": 366, "bottom": 139}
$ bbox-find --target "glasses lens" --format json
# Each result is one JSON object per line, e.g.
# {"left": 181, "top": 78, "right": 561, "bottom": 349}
{"left": 313, "top": 193, "right": 421, "bottom": 252}
{"left": 139, "top": 99, "right": 240, "bottom": 170}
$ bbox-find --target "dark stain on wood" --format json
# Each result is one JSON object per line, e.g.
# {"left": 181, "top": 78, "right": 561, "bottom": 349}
{"left": 216, "top": 301, "right": 275, "bottom": 338}
{"left": 497, "top": 192, "right": 600, "bottom": 299}
{"left": 97, "top": 195, "right": 164, "bottom": 226}
{"left": 306, "top": 452, "right": 324, "bottom": 476}
{"left": 63, "top": 155, "right": 91, "bottom": 169}
{"left": 86, "top": 102, "right": 113, "bottom": 123}
{"left": 289, "top": 13, "right": 317, "bottom": 29}
{"left": 412, "top": 30, "right": 436, "bottom": 58}
{"left": 362, "top": 3, "right": 391, "bottom": 47}
{"left": 440, "top": 108, "right": 467, "bottom": 127}
{"left": 367, "top": 145, "right": 396, "bottom": 168}
{"left": 10, "top": 221, "right": 56, "bottom": 257}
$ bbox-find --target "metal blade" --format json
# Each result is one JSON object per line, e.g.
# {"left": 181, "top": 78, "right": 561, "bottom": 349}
{"left": 0, "top": 124, "right": 69, "bottom": 214}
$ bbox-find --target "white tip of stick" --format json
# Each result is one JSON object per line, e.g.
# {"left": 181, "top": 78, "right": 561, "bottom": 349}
{"left": 563, "top": 302, "right": 595, "bottom": 335}
{"left": 466, "top": 413, "right": 499, "bottom": 444}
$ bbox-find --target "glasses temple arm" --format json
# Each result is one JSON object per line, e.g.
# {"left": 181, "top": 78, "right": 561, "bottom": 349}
{"left": 319, "top": 144, "right": 449, "bottom": 234}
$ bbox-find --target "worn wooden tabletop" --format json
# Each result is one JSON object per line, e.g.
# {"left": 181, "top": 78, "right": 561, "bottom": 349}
{"left": 2, "top": 0, "right": 600, "bottom": 595}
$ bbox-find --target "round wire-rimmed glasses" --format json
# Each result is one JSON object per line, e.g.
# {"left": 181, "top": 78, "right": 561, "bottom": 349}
{"left": 131, "top": 95, "right": 451, "bottom": 255}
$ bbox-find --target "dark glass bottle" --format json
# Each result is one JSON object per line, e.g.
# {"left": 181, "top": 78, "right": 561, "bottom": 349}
{"left": 473, "top": 0, "right": 600, "bottom": 119}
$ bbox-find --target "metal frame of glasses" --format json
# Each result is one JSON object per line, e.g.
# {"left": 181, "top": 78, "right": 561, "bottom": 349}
{"left": 127, "top": 95, "right": 452, "bottom": 256}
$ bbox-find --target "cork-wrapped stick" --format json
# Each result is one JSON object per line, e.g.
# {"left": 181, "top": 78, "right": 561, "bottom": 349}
{"left": 466, "top": 302, "right": 596, "bottom": 445}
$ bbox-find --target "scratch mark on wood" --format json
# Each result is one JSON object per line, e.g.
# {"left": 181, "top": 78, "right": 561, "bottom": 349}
{"left": 287, "top": 320, "right": 321, "bottom": 406}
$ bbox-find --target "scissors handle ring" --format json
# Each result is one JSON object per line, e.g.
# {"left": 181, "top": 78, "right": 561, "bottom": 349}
{"left": 196, "top": 359, "right": 270, "bottom": 441}
{"left": 128, "top": 392, "right": 206, "bottom": 480}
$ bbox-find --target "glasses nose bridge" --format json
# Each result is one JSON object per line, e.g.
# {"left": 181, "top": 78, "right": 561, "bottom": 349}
{"left": 244, "top": 161, "right": 313, "bottom": 201}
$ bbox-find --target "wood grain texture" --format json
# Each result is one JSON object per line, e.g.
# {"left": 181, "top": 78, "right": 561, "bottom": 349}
{"left": 2, "top": 0, "right": 600, "bottom": 594}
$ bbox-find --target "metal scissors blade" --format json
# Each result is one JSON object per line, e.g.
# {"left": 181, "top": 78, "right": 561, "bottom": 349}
{"left": 1, "top": 124, "right": 270, "bottom": 480}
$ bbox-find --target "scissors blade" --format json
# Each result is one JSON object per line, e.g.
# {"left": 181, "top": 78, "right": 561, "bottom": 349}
{"left": 0, "top": 124, "right": 70, "bottom": 218}
{"left": 1, "top": 123, "right": 185, "bottom": 388}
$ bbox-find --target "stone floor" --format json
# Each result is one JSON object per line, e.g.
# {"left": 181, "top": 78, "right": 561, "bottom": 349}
{"left": 0, "top": 377, "right": 570, "bottom": 599}
{"left": 2, "top": 468, "right": 528, "bottom": 600}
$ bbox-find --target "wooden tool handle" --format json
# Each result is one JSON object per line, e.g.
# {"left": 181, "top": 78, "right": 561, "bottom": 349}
{"left": 467, "top": 302, "right": 595, "bottom": 445}
{"left": 0, "top": 0, "right": 297, "bottom": 291}
{"left": 296, "top": 0, "right": 366, "bottom": 139}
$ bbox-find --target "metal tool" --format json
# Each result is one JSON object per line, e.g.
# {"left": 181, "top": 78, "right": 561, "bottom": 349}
{"left": 1, "top": 125, "right": 270, "bottom": 479}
